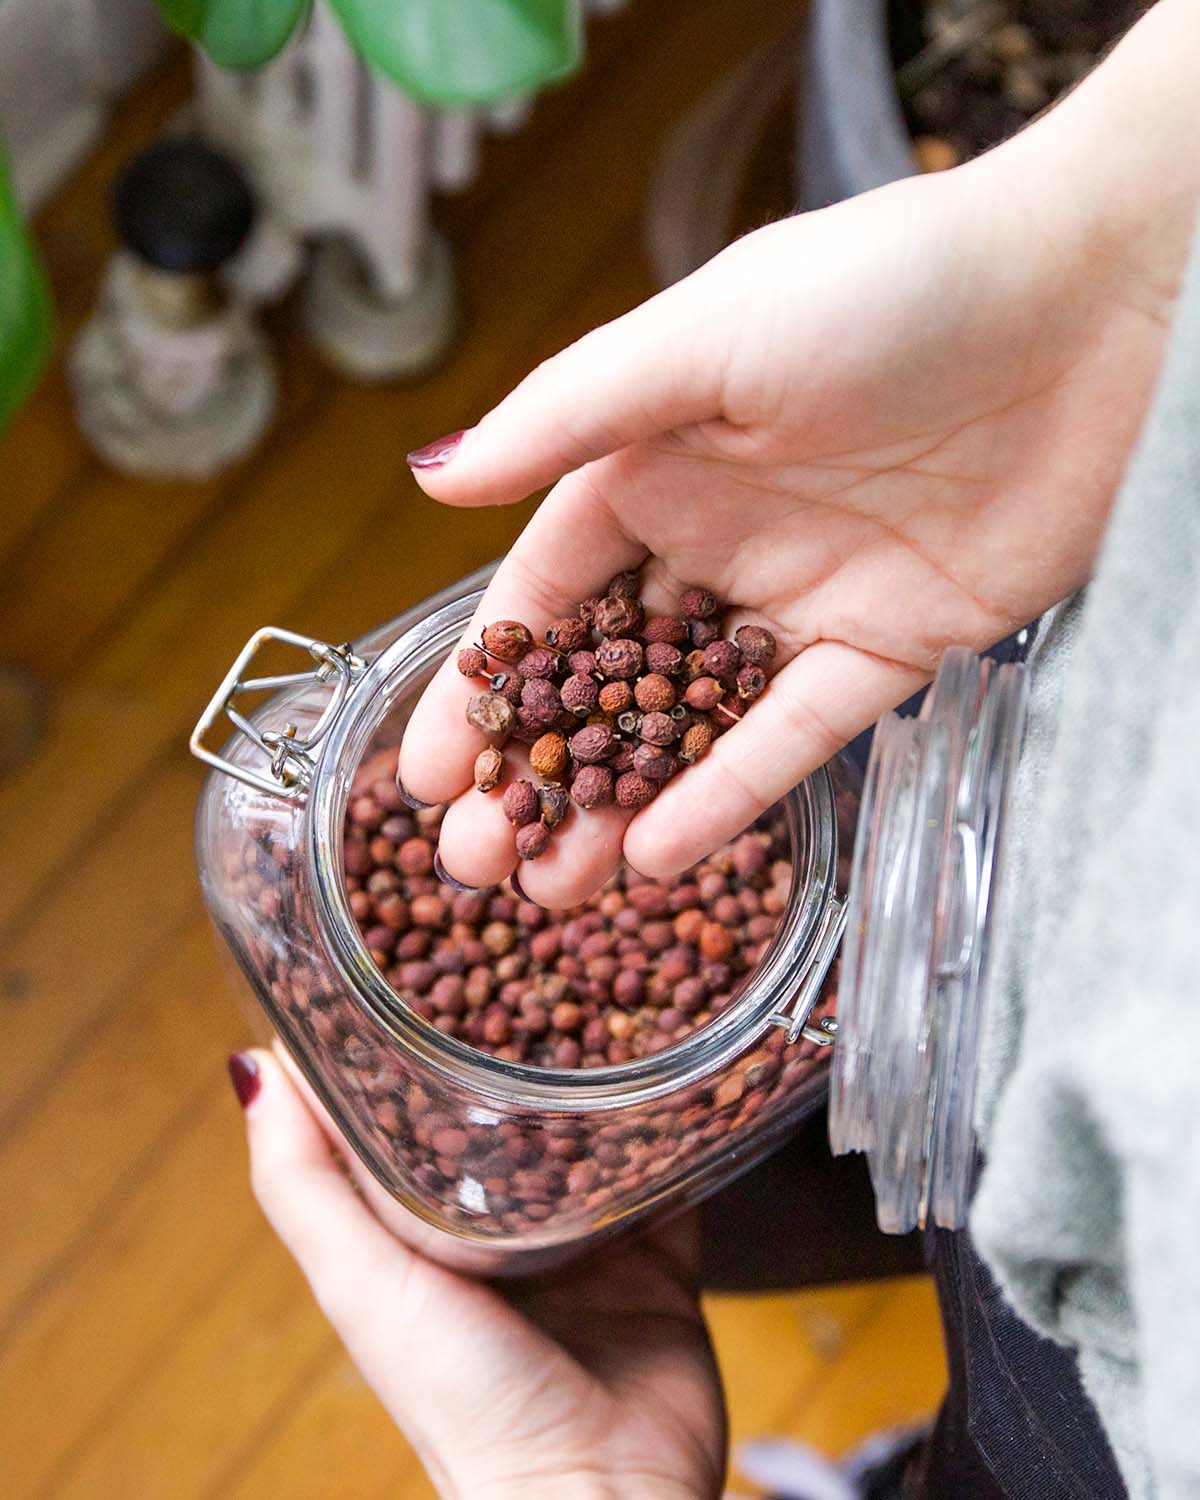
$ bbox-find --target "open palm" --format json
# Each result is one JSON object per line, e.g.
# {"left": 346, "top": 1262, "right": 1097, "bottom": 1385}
{"left": 401, "top": 108, "right": 1181, "bottom": 906}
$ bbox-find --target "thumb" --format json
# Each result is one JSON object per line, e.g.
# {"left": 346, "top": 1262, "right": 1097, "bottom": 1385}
{"left": 405, "top": 262, "right": 727, "bottom": 507}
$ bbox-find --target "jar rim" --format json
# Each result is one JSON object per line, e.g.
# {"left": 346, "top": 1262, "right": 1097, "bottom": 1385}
{"left": 306, "top": 577, "right": 840, "bottom": 1111}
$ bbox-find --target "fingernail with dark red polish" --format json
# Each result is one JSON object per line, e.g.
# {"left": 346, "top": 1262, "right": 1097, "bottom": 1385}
{"left": 509, "top": 870, "right": 541, "bottom": 908}
{"left": 396, "top": 779, "right": 434, "bottom": 811}
{"left": 434, "top": 851, "right": 479, "bottom": 893}
{"left": 406, "top": 429, "right": 467, "bottom": 470}
{"left": 228, "top": 1052, "right": 261, "bottom": 1109}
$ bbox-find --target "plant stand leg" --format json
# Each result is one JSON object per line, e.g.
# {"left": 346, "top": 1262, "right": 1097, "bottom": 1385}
{"left": 301, "top": 231, "right": 457, "bottom": 383}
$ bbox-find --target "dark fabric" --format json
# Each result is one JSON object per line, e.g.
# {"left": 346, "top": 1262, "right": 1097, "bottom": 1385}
{"left": 701, "top": 1124, "right": 1128, "bottom": 1498}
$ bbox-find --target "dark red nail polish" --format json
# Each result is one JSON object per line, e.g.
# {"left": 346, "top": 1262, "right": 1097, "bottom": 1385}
{"left": 434, "top": 851, "right": 479, "bottom": 893}
{"left": 406, "top": 429, "right": 467, "bottom": 470}
{"left": 228, "top": 1052, "right": 261, "bottom": 1109}
{"left": 396, "top": 779, "right": 434, "bottom": 811}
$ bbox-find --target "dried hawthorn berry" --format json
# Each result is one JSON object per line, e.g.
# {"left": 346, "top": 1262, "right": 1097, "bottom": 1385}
{"left": 702, "top": 639, "right": 742, "bottom": 683}
{"left": 502, "top": 780, "right": 540, "bottom": 827}
{"left": 736, "top": 663, "right": 767, "bottom": 701}
{"left": 571, "top": 723, "right": 615, "bottom": 764}
{"left": 634, "top": 674, "right": 676, "bottom": 713}
{"left": 490, "top": 672, "right": 523, "bottom": 705}
{"left": 517, "top": 646, "right": 558, "bottom": 680}
{"left": 685, "top": 676, "right": 723, "bottom": 711}
{"left": 679, "top": 720, "right": 715, "bottom": 763}
{"left": 457, "top": 646, "right": 488, "bottom": 677}
{"left": 735, "top": 624, "right": 777, "bottom": 666}
{"left": 544, "top": 617, "right": 589, "bottom": 652}
{"left": 515, "top": 822, "right": 551, "bottom": 860}
{"left": 642, "top": 615, "right": 689, "bottom": 646}
{"left": 609, "top": 742, "right": 636, "bottom": 775}
{"left": 482, "top": 621, "right": 533, "bottom": 661}
{"left": 713, "top": 693, "right": 746, "bottom": 729}
{"left": 606, "top": 569, "right": 641, "bottom": 600}
{"left": 637, "top": 712, "right": 680, "bottom": 746}
{"left": 521, "top": 678, "right": 562, "bottom": 725}
{"left": 678, "top": 587, "right": 718, "bottom": 619}
{"left": 595, "top": 638, "right": 644, "bottom": 680}
{"left": 474, "top": 747, "right": 505, "bottom": 792}
{"left": 615, "top": 772, "right": 658, "bottom": 809}
{"left": 466, "top": 692, "right": 515, "bottom": 745}
{"left": 572, "top": 765, "right": 615, "bottom": 809}
{"left": 689, "top": 618, "right": 721, "bottom": 649}
{"left": 598, "top": 680, "right": 634, "bottom": 715}
{"left": 567, "top": 650, "right": 597, "bottom": 677}
{"left": 593, "top": 596, "right": 644, "bottom": 638}
{"left": 577, "top": 595, "right": 602, "bottom": 625}
{"left": 530, "top": 731, "right": 569, "bottom": 779}
{"left": 682, "top": 649, "right": 708, "bottom": 682}
{"left": 561, "top": 673, "right": 600, "bottom": 715}
{"left": 633, "top": 743, "right": 676, "bottom": 782}
{"left": 645, "top": 642, "right": 683, "bottom": 676}
{"left": 538, "top": 783, "right": 570, "bottom": 827}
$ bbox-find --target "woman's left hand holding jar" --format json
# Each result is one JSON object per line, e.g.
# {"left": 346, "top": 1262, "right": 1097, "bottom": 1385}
{"left": 232, "top": 1044, "right": 727, "bottom": 1500}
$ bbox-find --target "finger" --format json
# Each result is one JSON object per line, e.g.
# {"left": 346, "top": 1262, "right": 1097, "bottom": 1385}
{"left": 623, "top": 641, "right": 926, "bottom": 878}
{"left": 398, "top": 463, "right": 644, "bottom": 807}
{"left": 406, "top": 267, "right": 725, "bottom": 508}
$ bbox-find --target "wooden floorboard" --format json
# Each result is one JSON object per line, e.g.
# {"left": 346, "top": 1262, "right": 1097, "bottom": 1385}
{"left": 3, "top": 5, "right": 945, "bottom": 1495}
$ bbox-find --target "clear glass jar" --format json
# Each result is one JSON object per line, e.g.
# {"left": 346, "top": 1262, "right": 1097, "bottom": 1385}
{"left": 193, "top": 567, "right": 857, "bottom": 1275}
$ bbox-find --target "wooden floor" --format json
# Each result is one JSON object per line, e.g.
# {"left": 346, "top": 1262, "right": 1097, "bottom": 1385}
{"left": 0, "top": 8, "right": 945, "bottom": 1497}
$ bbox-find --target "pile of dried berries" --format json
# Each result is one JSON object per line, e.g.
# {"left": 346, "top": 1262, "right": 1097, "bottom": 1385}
{"left": 346, "top": 749, "right": 793, "bottom": 1069}
{"left": 454, "top": 571, "right": 778, "bottom": 858}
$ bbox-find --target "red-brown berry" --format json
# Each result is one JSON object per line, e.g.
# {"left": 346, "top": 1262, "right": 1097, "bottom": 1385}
{"left": 645, "top": 642, "right": 683, "bottom": 676}
{"left": 577, "top": 596, "right": 602, "bottom": 625}
{"left": 678, "top": 586, "right": 719, "bottom": 620}
{"left": 515, "top": 822, "right": 551, "bottom": 860}
{"left": 702, "top": 639, "right": 742, "bottom": 683}
{"left": 679, "top": 719, "right": 715, "bottom": 763}
{"left": 521, "top": 678, "right": 562, "bottom": 725}
{"left": 538, "top": 783, "right": 570, "bottom": 827}
{"left": 530, "top": 732, "right": 569, "bottom": 779}
{"left": 685, "top": 676, "right": 723, "bottom": 711}
{"left": 735, "top": 624, "right": 778, "bottom": 667}
{"left": 466, "top": 692, "right": 516, "bottom": 745}
{"left": 517, "top": 646, "right": 558, "bottom": 680}
{"left": 642, "top": 615, "right": 689, "bottom": 645}
{"left": 615, "top": 772, "right": 658, "bottom": 809}
{"left": 593, "top": 596, "right": 644, "bottom": 638}
{"left": 572, "top": 765, "right": 615, "bottom": 809}
{"left": 567, "top": 650, "right": 597, "bottom": 677}
{"left": 490, "top": 672, "right": 523, "bottom": 705}
{"left": 561, "top": 673, "right": 600, "bottom": 715}
{"left": 457, "top": 646, "right": 488, "bottom": 677}
{"left": 598, "top": 680, "right": 634, "bottom": 715}
{"left": 481, "top": 620, "right": 533, "bottom": 661}
{"left": 633, "top": 743, "right": 676, "bottom": 782}
{"left": 736, "top": 663, "right": 767, "bottom": 701}
{"left": 544, "top": 617, "right": 589, "bottom": 652}
{"left": 595, "top": 638, "right": 644, "bottom": 680}
{"left": 606, "top": 569, "right": 642, "bottom": 600}
{"left": 713, "top": 693, "right": 745, "bottom": 729}
{"left": 637, "top": 711, "right": 681, "bottom": 746}
{"left": 634, "top": 674, "right": 676, "bottom": 713}
{"left": 609, "top": 742, "right": 637, "bottom": 775}
{"left": 689, "top": 618, "right": 721, "bottom": 649}
{"left": 502, "top": 780, "right": 540, "bottom": 827}
{"left": 571, "top": 723, "right": 615, "bottom": 764}
{"left": 474, "top": 747, "right": 505, "bottom": 792}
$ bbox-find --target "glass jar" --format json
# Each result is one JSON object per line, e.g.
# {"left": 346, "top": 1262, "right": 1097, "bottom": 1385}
{"left": 192, "top": 567, "right": 1029, "bottom": 1271}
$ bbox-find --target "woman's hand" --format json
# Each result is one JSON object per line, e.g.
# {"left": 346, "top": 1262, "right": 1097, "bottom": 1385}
{"left": 237, "top": 1047, "right": 726, "bottom": 1500}
{"left": 398, "top": 0, "right": 1200, "bottom": 908}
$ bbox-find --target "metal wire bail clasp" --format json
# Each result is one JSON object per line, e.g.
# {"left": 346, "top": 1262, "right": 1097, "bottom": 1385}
{"left": 190, "top": 627, "right": 366, "bottom": 800}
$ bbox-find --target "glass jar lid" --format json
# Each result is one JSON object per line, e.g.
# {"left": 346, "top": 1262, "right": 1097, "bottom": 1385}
{"left": 830, "top": 647, "right": 1028, "bottom": 1233}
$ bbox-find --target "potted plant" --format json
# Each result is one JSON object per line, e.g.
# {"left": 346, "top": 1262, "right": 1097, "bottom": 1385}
{"left": 799, "top": 0, "right": 1143, "bottom": 208}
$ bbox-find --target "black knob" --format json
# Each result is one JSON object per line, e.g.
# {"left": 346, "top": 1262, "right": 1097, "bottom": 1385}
{"left": 113, "top": 139, "right": 255, "bottom": 275}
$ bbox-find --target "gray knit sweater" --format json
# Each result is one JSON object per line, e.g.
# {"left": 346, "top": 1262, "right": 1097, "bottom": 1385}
{"left": 972, "top": 219, "right": 1200, "bottom": 1500}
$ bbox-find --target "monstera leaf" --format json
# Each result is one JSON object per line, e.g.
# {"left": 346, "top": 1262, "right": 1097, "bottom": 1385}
{"left": 153, "top": 0, "right": 310, "bottom": 69}
{"left": 328, "top": 0, "right": 581, "bottom": 105}
{"left": 0, "top": 149, "right": 51, "bottom": 433}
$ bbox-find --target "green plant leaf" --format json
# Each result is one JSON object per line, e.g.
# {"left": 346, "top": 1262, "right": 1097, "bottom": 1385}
{"left": 329, "top": 0, "right": 581, "bottom": 106}
{"left": 0, "top": 148, "right": 51, "bottom": 434}
{"left": 152, "top": 0, "right": 309, "bottom": 69}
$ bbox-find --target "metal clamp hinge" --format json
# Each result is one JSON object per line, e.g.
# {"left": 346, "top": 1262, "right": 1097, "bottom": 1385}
{"left": 189, "top": 627, "right": 366, "bottom": 801}
{"left": 767, "top": 896, "right": 845, "bottom": 1046}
